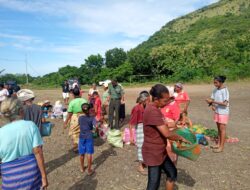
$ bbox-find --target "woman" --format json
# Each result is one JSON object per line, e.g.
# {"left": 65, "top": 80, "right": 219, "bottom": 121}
{"left": 174, "top": 83, "right": 190, "bottom": 112}
{"left": 64, "top": 87, "right": 88, "bottom": 152}
{"left": 0, "top": 98, "right": 48, "bottom": 190}
{"left": 206, "top": 76, "right": 229, "bottom": 153}
{"left": 129, "top": 91, "right": 150, "bottom": 175}
{"left": 17, "top": 89, "right": 43, "bottom": 132}
{"left": 161, "top": 86, "right": 180, "bottom": 166}
{"left": 142, "top": 84, "right": 188, "bottom": 190}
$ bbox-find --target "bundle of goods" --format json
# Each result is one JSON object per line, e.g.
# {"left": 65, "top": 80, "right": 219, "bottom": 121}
{"left": 190, "top": 124, "right": 207, "bottom": 134}
{"left": 107, "top": 129, "right": 123, "bottom": 148}
{"left": 98, "top": 123, "right": 109, "bottom": 140}
{"left": 123, "top": 128, "right": 136, "bottom": 145}
{"left": 172, "top": 128, "right": 201, "bottom": 161}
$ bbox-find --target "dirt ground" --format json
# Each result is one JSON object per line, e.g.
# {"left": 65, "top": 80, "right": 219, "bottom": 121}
{"left": 33, "top": 82, "right": 250, "bottom": 190}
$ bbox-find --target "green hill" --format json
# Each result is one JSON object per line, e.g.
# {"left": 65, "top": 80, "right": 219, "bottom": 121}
{"left": 128, "top": 0, "right": 250, "bottom": 81}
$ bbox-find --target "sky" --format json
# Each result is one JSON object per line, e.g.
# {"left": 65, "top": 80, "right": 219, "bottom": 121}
{"left": 0, "top": 0, "right": 218, "bottom": 76}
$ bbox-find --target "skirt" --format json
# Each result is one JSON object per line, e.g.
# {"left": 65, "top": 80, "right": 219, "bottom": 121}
{"left": 136, "top": 123, "right": 144, "bottom": 162}
{"left": 69, "top": 114, "right": 81, "bottom": 145}
{"left": 1, "top": 154, "right": 41, "bottom": 190}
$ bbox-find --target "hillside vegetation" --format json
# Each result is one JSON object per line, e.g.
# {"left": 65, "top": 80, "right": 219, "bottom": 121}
{"left": 128, "top": 0, "right": 250, "bottom": 81}
{"left": 1, "top": 0, "right": 249, "bottom": 86}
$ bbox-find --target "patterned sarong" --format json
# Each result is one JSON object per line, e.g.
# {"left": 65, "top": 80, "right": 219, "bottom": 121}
{"left": 1, "top": 154, "right": 41, "bottom": 190}
{"left": 136, "top": 123, "right": 144, "bottom": 162}
{"left": 69, "top": 113, "right": 81, "bottom": 145}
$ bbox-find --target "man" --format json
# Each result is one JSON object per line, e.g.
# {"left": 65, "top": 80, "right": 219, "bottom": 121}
{"left": 62, "top": 80, "right": 70, "bottom": 104}
{"left": 108, "top": 79, "right": 125, "bottom": 129}
{"left": 0, "top": 83, "right": 9, "bottom": 104}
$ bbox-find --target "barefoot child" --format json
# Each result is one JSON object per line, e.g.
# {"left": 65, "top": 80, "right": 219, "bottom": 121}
{"left": 206, "top": 76, "right": 229, "bottom": 153}
{"left": 78, "top": 103, "right": 96, "bottom": 175}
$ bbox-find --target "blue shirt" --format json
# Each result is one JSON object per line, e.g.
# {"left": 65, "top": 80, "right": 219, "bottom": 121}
{"left": 79, "top": 115, "right": 96, "bottom": 139}
{"left": 0, "top": 120, "right": 43, "bottom": 163}
{"left": 211, "top": 87, "right": 229, "bottom": 115}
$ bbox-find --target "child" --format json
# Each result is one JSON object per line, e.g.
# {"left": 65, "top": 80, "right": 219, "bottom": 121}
{"left": 92, "top": 91, "right": 102, "bottom": 122}
{"left": 78, "top": 103, "right": 96, "bottom": 175}
{"left": 206, "top": 76, "right": 229, "bottom": 153}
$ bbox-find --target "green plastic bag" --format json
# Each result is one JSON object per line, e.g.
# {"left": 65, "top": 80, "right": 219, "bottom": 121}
{"left": 107, "top": 129, "right": 123, "bottom": 148}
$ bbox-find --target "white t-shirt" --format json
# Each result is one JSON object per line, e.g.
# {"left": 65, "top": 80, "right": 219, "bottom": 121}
{"left": 211, "top": 87, "right": 229, "bottom": 115}
{"left": 0, "top": 89, "right": 9, "bottom": 102}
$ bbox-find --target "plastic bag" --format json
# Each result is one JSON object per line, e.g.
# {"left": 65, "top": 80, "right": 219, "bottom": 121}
{"left": 123, "top": 128, "right": 136, "bottom": 145}
{"left": 107, "top": 129, "right": 123, "bottom": 148}
{"left": 99, "top": 123, "right": 109, "bottom": 140}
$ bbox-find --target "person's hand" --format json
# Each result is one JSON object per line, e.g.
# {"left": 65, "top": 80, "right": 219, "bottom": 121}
{"left": 121, "top": 99, "right": 125, "bottom": 104}
{"left": 206, "top": 98, "right": 213, "bottom": 104}
{"left": 130, "top": 138, "right": 135, "bottom": 145}
{"left": 42, "top": 176, "right": 48, "bottom": 189}
{"left": 63, "top": 122, "right": 68, "bottom": 129}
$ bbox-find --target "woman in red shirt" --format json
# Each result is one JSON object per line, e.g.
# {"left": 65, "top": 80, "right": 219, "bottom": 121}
{"left": 142, "top": 84, "right": 188, "bottom": 190}
{"left": 129, "top": 91, "right": 150, "bottom": 175}
{"left": 161, "top": 86, "right": 180, "bottom": 166}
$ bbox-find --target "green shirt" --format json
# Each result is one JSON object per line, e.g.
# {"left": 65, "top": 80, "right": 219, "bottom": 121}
{"left": 68, "top": 98, "right": 88, "bottom": 114}
{"left": 108, "top": 84, "right": 124, "bottom": 99}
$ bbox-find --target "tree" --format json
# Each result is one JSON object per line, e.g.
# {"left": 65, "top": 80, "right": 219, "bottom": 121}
{"left": 105, "top": 48, "right": 127, "bottom": 68}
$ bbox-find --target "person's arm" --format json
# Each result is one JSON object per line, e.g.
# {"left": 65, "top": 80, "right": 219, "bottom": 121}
{"left": 64, "top": 112, "right": 73, "bottom": 128}
{"left": 157, "top": 124, "right": 189, "bottom": 143}
{"left": 183, "top": 100, "right": 190, "bottom": 113}
{"left": 33, "top": 146, "right": 48, "bottom": 189}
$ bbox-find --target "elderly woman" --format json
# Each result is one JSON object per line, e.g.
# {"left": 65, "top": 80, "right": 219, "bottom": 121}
{"left": 0, "top": 98, "right": 48, "bottom": 190}
{"left": 17, "top": 89, "right": 43, "bottom": 132}
{"left": 129, "top": 91, "right": 150, "bottom": 175}
{"left": 174, "top": 83, "right": 190, "bottom": 113}
{"left": 64, "top": 87, "right": 88, "bottom": 152}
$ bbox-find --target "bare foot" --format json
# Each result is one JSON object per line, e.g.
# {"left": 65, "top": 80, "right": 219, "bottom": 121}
{"left": 87, "top": 169, "right": 95, "bottom": 176}
{"left": 213, "top": 148, "right": 223, "bottom": 153}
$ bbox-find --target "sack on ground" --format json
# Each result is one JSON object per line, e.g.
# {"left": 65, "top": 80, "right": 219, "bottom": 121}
{"left": 107, "top": 129, "right": 123, "bottom": 148}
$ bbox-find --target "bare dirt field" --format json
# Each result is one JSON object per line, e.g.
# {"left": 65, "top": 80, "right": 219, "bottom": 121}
{"left": 33, "top": 82, "right": 250, "bottom": 190}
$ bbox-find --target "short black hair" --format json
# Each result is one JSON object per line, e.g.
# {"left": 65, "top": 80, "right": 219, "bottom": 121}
{"left": 214, "top": 76, "right": 227, "bottom": 83}
{"left": 73, "top": 87, "right": 80, "bottom": 96}
{"left": 0, "top": 83, "right": 4, "bottom": 88}
{"left": 81, "top": 103, "right": 90, "bottom": 115}
{"left": 150, "top": 84, "right": 169, "bottom": 100}
{"left": 92, "top": 91, "right": 99, "bottom": 96}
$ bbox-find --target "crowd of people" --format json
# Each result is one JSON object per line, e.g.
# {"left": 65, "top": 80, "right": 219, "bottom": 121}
{"left": 0, "top": 75, "right": 230, "bottom": 190}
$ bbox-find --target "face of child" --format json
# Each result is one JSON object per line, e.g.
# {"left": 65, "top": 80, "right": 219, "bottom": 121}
{"left": 156, "top": 92, "right": 170, "bottom": 108}
{"left": 214, "top": 80, "right": 222, "bottom": 88}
